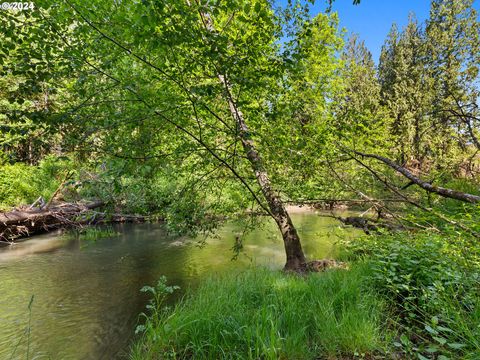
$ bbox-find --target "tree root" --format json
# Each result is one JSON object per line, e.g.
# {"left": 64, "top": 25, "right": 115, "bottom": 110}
{"left": 284, "top": 259, "right": 349, "bottom": 274}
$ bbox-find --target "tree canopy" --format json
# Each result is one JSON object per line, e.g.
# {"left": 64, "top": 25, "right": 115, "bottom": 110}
{"left": 1, "top": 0, "right": 479, "bottom": 268}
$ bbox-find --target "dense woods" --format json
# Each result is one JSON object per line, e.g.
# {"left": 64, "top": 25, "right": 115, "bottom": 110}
{"left": 1, "top": 0, "right": 480, "bottom": 358}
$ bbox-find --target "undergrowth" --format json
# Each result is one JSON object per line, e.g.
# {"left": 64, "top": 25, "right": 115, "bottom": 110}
{"left": 131, "top": 266, "right": 388, "bottom": 360}
{"left": 343, "top": 232, "right": 480, "bottom": 359}
{"left": 0, "top": 156, "right": 73, "bottom": 210}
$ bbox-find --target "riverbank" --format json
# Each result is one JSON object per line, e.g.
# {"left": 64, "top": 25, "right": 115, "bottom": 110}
{"left": 131, "top": 230, "right": 480, "bottom": 359}
{"left": 0, "top": 201, "right": 151, "bottom": 244}
{"left": 131, "top": 265, "right": 388, "bottom": 360}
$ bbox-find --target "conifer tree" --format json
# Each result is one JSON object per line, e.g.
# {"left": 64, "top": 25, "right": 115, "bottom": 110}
{"left": 426, "top": 0, "right": 480, "bottom": 151}
{"left": 335, "top": 34, "right": 387, "bottom": 150}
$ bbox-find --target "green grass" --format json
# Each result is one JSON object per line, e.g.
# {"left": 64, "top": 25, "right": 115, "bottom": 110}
{"left": 70, "top": 226, "right": 119, "bottom": 241}
{"left": 131, "top": 265, "right": 389, "bottom": 360}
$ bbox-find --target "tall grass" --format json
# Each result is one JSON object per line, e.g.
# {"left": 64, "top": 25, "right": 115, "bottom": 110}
{"left": 131, "top": 266, "right": 388, "bottom": 360}
{"left": 70, "top": 225, "right": 118, "bottom": 241}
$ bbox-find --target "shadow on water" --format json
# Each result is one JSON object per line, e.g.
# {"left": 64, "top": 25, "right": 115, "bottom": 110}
{"left": 0, "top": 210, "right": 360, "bottom": 359}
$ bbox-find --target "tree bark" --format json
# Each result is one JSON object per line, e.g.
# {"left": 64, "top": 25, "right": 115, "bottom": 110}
{"left": 0, "top": 201, "right": 104, "bottom": 242}
{"left": 197, "top": 11, "right": 306, "bottom": 270}
{"left": 220, "top": 74, "right": 306, "bottom": 270}
{"left": 354, "top": 151, "right": 480, "bottom": 203}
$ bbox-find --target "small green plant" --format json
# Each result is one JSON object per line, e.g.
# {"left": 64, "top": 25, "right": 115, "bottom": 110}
{"left": 343, "top": 232, "right": 480, "bottom": 359}
{"left": 134, "top": 276, "right": 180, "bottom": 339}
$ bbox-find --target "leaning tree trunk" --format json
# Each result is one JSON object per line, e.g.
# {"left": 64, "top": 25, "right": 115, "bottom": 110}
{"left": 219, "top": 74, "right": 306, "bottom": 270}
{"left": 192, "top": 8, "right": 306, "bottom": 270}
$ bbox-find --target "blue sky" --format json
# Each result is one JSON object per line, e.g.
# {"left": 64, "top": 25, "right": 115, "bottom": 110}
{"left": 279, "top": 0, "right": 480, "bottom": 63}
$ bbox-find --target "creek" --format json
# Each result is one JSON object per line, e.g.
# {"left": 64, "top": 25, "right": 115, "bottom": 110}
{"left": 0, "top": 209, "right": 359, "bottom": 359}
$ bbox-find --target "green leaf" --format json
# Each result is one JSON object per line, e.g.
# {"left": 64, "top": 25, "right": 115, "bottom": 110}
{"left": 437, "top": 326, "right": 453, "bottom": 333}
{"left": 140, "top": 285, "right": 155, "bottom": 294}
{"left": 425, "top": 325, "right": 438, "bottom": 335}
{"left": 400, "top": 334, "right": 410, "bottom": 345}
{"left": 433, "top": 336, "right": 447, "bottom": 345}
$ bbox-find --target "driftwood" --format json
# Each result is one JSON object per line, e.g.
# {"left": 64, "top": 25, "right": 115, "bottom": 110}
{"left": 288, "top": 198, "right": 406, "bottom": 204}
{"left": 303, "top": 259, "right": 349, "bottom": 272}
{"left": 321, "top": 213, "right": 405, "bottom": 235}
{"left": 0, "top": 201, "right": 104, "bottom": 243}
{"left": 286, "top": 259, "right": 349, "bottom": 274}
{"left": 287, "top": 198, "right": 407, "bottom": 210}
{"left": 338, "top": 216, "right": 379, "bottom": 234}
{"left": 0, "top": 201, "right": 147, "bottom": 243}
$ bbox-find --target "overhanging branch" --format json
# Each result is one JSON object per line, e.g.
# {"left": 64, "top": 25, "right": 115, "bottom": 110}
{"left": 352, "top": 150, "right": 480, "bottom": 204}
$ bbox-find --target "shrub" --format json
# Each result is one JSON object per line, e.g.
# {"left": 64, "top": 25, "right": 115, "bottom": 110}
{"left": 0, "top": 156, "right": 74, "bottom": 210}
{"left": 343, "top": 233, "right": 480, "bottom": 359}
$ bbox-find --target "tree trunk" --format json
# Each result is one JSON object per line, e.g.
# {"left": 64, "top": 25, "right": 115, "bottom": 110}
{"left": 218, "top": 75, "right": 306, "bottom": 270}
{"left": 194, "top": 9, "right": 306, "bottom": 270}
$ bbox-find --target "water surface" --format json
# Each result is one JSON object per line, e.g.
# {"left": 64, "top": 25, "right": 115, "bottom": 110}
{"left": 0, "top": 210, "right": 358, "bottom": 359}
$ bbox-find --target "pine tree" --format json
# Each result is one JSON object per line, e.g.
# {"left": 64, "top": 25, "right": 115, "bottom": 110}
{"left": 426, "top": 0, "right": 480, "bottom": 151}
{"left": 379, "top": 15, "right": 436, "bottom": 168}
{"left": 335, "top": 34, "right": 387, "bottom": 151}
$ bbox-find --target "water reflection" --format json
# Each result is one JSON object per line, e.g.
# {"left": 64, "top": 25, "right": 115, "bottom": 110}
{"left": 0, "top": 210, "right": 359, "bottom": 359}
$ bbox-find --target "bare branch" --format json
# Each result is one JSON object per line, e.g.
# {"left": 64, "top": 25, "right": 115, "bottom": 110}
{"left": 352, "top": 150, "right": 480, "bottom": 203}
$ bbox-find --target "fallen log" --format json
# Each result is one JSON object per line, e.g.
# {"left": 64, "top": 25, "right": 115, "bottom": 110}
{"left": 0, "top": 201, "right": 105, "bottom": 243}
{"left": 0, "top": 200, "right": 151, "bottom": 244}
{"left": 339, "top": 216, "right": 379, "bottom": 233}
{"left": 286, "top": 198, "right": 408, "bottom": 210}
{"left": 320, "top": 213, "right": 406, "bottom": 235}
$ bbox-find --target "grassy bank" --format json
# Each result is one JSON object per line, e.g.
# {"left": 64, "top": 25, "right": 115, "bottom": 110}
{"left": 0, "top": 157, "right": 72, "bottom": 211}
{"left": 131, "top": 266, "right": 389, "bottom": 360}
{"left": 131, "top": 230, "right": 480, "bottom": 360}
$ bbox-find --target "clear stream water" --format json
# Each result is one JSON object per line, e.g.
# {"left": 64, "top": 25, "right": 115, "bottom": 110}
{"left": 0, "top": 210, "right": 359, "bottom": 360}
